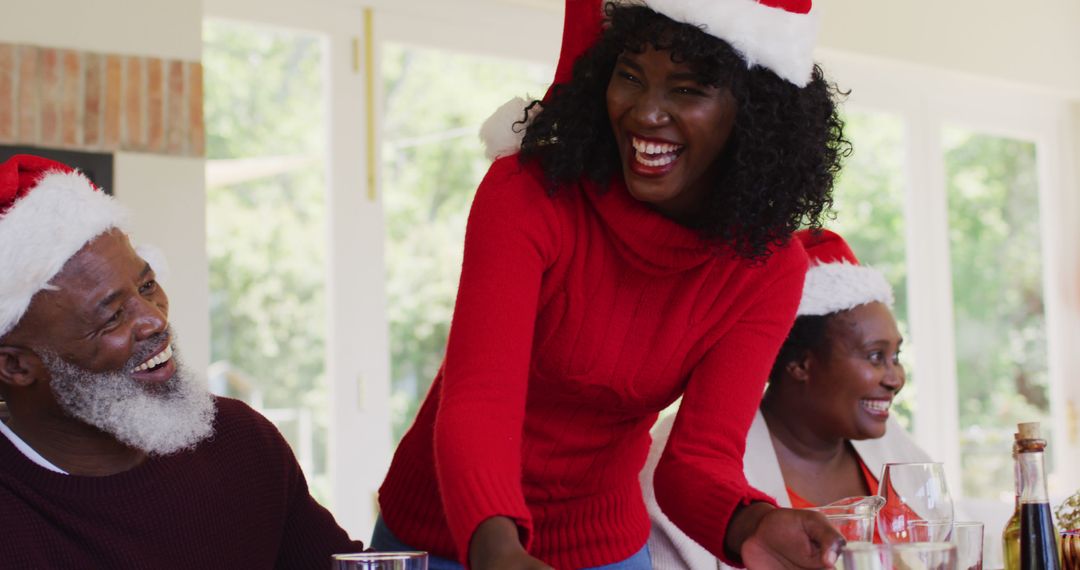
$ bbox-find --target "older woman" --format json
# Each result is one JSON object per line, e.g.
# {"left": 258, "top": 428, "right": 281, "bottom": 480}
{"left": 641, "top": 229, "right": 931, "bottom": 569}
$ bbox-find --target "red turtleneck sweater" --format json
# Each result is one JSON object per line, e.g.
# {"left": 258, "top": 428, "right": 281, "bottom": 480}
{"left": 379, "top": 156, "right": 807, "bottom": 568}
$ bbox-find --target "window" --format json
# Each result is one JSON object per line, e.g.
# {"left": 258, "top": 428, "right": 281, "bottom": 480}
{"left": 203, "top": 0, "right": 373, "bottom": 538}
{"left": 830, "top": 110, "right": 914, "bottom": 427}
{"left": 381, "top": 43, "right": 552, "bottom": 442}
{"left": 204, "top": 19, "right": 331, "bottom": 499}
{"left": 943, "top": 129, "right": 1049, "bottom": 501}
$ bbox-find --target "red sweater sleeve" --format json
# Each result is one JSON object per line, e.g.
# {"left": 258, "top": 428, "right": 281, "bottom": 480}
{"left": 653, "top": 245, "right": 807, "bottom": 565}
{"left": 433, "top": 158, "right": 560, "bottom": 563}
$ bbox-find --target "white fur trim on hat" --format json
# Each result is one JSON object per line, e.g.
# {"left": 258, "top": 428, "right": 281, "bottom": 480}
{"left": 480, "top": 96, "right": 541, "bottom": 161}
{"left": 798, "top": 261, "right": 894, "bottom": 316}
{"left": 627, "top": 0, "right": 820, "bottom": 87}
{"left": 0, "top": 170, "right": 129, "bottom": 337}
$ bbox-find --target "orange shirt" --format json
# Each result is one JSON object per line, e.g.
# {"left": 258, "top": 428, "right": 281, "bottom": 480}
{"left": 787, "top": 459, "right": 883, "bottom": 543}
{"left": 786, "top": 459, "right": 879, "bottom": 508}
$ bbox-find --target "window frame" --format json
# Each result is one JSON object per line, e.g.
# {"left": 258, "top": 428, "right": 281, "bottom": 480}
{"left": 203, "top": 0, "right": 381, "bottom": 540}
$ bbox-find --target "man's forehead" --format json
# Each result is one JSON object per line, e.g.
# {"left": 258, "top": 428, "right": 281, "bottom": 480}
{"left": 39, "top": 231, "right": 146, "bottom": 313}
{"left": 53, "top": 231, "right": 136, "bottom": 284}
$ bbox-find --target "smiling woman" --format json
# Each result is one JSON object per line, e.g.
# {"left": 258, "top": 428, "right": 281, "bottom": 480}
{"left": 373, "top": 1, "right": 851, "bottom": 569}
{"left": 642, "top": 229, "right": 933, "bottom": 569}
{"left": 520, "top": 2, "right": 848, "bottom": 260}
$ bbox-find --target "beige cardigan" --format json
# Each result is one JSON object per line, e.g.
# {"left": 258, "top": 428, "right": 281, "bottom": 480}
{"left": 640, "top": 410, "right": 931, "bottom": 570}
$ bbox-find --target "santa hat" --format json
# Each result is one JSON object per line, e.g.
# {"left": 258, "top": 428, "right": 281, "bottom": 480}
{"left": 621, "top": 0, "right": 820, "bottom": 87}
{"left": 0, "top": 154, "right": 130, "bottom": 338}
{"left": 795, "top": 229, "right": 894, "bottom": 317}
{"left": 482, "top": 0, "right": 820, "bottom": 159}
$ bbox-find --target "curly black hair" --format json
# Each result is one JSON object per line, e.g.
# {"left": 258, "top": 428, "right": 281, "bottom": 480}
{"left": 518, "top": 2, "right": 850, "bottom": 260}
{"left": 767, "top": 314, "right": 833, "bottom": 384}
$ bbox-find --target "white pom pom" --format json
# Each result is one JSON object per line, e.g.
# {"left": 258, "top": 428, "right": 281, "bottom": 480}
{"left": 479, "top": 96, "right": 540, "bottom": 161}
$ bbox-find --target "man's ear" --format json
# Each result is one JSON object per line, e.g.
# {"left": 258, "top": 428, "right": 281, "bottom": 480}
{"left": 0, "top": 345, "right": 43, "bottom": 390}
{"left": 783, "top": 349, "right": 814, "bottom": 384}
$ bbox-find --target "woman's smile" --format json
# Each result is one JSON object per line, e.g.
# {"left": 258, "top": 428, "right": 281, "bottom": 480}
{"left": 630, "top": 134, "right": 685, "bottom": 174}
{"left": 606, "top": 46, "right": 737, "bottom": 223}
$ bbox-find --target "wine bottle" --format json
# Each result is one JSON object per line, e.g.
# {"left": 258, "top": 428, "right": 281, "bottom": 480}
{"left": 1003, "top": 432, "right": 1020, "bottom": 570}
{"left": 1016, "top": 422, "right": 1061, "bottom": 570}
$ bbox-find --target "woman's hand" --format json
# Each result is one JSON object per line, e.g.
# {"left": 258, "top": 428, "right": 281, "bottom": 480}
{"left": 469, "top": 516, "right": 554, "bottom": 570}
{"left": 727, "top": 504, "right": 844, "bottom": 569}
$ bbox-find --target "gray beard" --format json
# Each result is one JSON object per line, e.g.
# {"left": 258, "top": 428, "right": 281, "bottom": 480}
{"left": 42, "top": 333, "right": 216, "bottom": 456}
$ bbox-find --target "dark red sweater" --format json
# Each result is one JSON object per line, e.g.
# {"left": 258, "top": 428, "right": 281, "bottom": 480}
{"left": 0, "top": 397, "right": 363, "bottom": 568}
{"left": 379, "top": 157, "right": 807, "bottom": 568}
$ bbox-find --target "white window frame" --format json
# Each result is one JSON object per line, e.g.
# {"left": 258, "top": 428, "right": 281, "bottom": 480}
{"left": 203, "top": 0, "right": 382, "bottom": 540}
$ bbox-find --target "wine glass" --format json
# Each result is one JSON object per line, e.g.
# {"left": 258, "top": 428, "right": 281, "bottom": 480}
{"left": 331, "top": 552, "right": 429, "bottom": 570}
{"left": 876, "top": 462, "right": 954, "bottom": 544}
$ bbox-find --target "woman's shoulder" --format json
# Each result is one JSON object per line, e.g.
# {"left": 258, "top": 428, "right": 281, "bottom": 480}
{"left": 471, "top": 155, "right": 579, "bottom": 226}
{"left": 479, "top": 155, "right": 548, "bottom": 196}
{"left": 723, "top": 234, "right": 810, "bottom": 291}
{"left": 763, "top": 234, "right": 810, "bottom": 271}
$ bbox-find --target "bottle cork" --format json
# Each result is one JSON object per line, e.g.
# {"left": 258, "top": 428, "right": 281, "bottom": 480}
{"left": 1018, "top": 422, "right": 1041, "bottom": 440}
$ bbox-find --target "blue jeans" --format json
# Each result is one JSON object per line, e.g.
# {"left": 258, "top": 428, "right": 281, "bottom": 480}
{"left": 371, "top": 516, "right": 652, "bottom": 570}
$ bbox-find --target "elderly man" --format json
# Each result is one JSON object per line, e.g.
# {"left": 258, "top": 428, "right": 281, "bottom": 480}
{"left": 0, "top": 154, "right": 363, "bottom": 568}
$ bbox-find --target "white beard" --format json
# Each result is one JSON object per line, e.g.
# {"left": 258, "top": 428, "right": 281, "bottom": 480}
{"left": 43, "top": 334, "right": 216, "bottom": 456}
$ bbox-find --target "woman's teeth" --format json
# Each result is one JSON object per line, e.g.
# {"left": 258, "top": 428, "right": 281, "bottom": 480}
{"left": 133, "top": 345, "right": 173, "bottom": 372}
{"left": 860, "top": 399, "right": 891, "bottom": 413}
{"left": 632, "top": 137, "right": 682, "bottom": 167}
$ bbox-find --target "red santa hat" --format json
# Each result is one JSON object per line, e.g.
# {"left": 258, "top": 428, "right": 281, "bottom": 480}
{"left": 795, "top": 228, "right": 894, "bottom": 317}
{"left": 482, "top": 0, "right": 820, "bottom": 159}
{"left": 0, "top": 154, "right": 130, "bottom": 338}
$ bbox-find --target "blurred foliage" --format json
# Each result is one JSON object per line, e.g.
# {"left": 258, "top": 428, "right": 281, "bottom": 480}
{"left": 381, "top": 44, "right": 551, "bottom": 442}
{"left": 1058, "top": 490, "right": 1080, "bottom": 531}
{"left": 943, "top": 129, "right": 1048, "bottom": 500}
{"left": 203, "top": 21, "right": 331, "bottom": 501}
{"left": 830, "top": 111, "right": 916, "bottom": 429}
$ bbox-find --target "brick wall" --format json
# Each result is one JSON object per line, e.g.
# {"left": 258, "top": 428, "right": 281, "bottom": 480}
{"left": 0, "top": 43, "right": 203, "bottom": 157}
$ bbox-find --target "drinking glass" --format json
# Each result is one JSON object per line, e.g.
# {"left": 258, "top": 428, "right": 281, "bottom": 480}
{"left": 811, "top": 496, "right": 885, "bottom": 543}
{"left": 950, "top": 521, "right": 983, "bottom": 570}
{"left": 841, "top": 542, "right": 891, "bottom": 570}
{"left": 331, "top": 552, "right": 429, "bottom": 570}
{"left": 1060, "top": 529, "right": 1080, "bottom": 570}
{"left": 877, "top": 462, "right": 954, "bottom": 544}
{"left": 890, "top": 542, "right": 958, "bottom": 570}
{"left": 907, "top": 520, "right": 953, "bottom": 543}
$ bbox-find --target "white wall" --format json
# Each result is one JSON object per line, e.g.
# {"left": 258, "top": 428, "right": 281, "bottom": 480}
{"left": 116, "top": 154, "right": 209, "bottom": 377}
{"left": 817, "top": 0, "right": 1080, "bottom": 97}
{"left": 0, "top": 0, "right": 208, "bottom": 373}
{"left": 0, "top": 0, "right": 201, "bottom": 61}
{"left": 374, "top": 0, "right": 1080, "bottom": 98}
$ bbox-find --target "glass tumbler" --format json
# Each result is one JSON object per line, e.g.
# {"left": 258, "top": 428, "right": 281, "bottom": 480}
{"left": 332, "top": 552, "right": 429, "bottom": 570}
{"left": 841, "top": 542, "right": 891, "bottom": 570}
{"left": 950, "top": 521, "right": 983, "bottom": 570}
{"left": 890, "top": 542, "right": 958, "bottom": 570}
